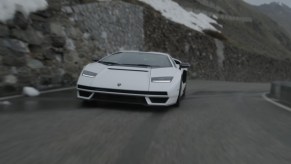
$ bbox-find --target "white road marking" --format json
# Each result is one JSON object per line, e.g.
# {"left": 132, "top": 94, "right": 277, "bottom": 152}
{"left": 0, "top": 95, "right": 22, "bottom": 101}
{"left": 262, "top": 93, "right": 291, "bottom": 112}
{"left": 40, "top": 87, "right": 75, "bottom": 94}
{"left": 0, "top": 87, "right": 75, "bottom": 101}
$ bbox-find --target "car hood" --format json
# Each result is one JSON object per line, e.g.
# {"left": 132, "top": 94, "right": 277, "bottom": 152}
{"left": 81, "top": 63, "right": 176, "bottom": 91}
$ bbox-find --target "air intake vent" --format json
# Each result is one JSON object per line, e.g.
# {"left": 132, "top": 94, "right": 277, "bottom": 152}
{"left": 79, "top": 91, "right": 92, "bottom": 97}
{"left": 149, "top": 97, "right": 169, "bottom": 103}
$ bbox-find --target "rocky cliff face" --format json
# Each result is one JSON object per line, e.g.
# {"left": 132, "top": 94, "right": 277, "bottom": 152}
{"left": 142, "top": 5, "right": 291, "bottom": 82}
{"left": 0, "top": 0, "right": 144, "bottom": 96}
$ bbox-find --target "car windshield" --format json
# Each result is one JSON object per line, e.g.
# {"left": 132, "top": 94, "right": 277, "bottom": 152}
{"left": 99, "top": 52, "right": 173, "bottom": 68}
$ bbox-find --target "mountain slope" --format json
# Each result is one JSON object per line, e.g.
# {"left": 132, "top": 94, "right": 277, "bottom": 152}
{"left": 256, "top": 2, "right": 291, "bottom": 37}
{"left": 174, "top": 0, "right": 291, "bottom": 59}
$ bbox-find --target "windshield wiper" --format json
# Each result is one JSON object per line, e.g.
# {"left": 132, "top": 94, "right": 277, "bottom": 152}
{"left": 98, "top": 61, "right": 120, "bottom": 65}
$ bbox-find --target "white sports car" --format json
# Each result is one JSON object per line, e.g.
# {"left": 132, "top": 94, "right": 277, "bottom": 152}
{"left": 76, "top": 51, "right": 190, "bottom": 106}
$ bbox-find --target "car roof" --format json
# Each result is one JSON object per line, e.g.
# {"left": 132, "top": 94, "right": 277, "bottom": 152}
{"left": 112, "top": 51, "right": 171, "bottom": 57}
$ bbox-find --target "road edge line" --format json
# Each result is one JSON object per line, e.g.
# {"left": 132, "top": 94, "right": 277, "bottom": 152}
{"left": 262, "top": 93, "right": 291, "bottom": 112}
{"left": 40, "top": 87, "right": 75, "bottom": 94}
{"left": 0, "top": 87, "right": 75, "bottom": 101}
{"left": 0, "top": 95, "right": 23, "bottom": 101}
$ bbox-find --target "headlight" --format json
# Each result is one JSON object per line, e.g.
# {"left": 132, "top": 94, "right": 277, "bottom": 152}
{"left": 151, "top": 76, "right": 173, "bottom": 83}
{"left": 82, "top": 70, "right": 97, "bottom": 78}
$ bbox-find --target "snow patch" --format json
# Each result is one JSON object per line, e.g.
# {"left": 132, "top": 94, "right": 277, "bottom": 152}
{"left": 138, "top": 0, "right": 220, "bottom": 32}
{"left": 23, "top": 87, "right": 40, "bottom": 97}
{"left": 0, "top": 0, "right": 48, "bottom": 22}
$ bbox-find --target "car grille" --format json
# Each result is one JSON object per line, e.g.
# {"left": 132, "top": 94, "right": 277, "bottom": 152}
{"left": 78, "top": 85, "right": 168, "bottom": 96}
{"left": 92, "top": 93, "right": 147, "bottom": 105}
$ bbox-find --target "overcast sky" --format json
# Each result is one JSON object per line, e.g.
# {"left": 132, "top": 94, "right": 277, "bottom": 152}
{"left": 243, "top": 0, "right": 291, "bottom": 7}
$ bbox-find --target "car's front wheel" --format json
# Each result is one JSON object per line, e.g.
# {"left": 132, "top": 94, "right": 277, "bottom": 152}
{"left": 182, "top": 83, "right": 186, "bottom": 98}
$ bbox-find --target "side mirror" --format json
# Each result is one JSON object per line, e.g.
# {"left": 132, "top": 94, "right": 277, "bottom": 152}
{"left": 180, "top": 63, "right": 191, "bottom": 69}
{"left": 173, "top": 59, "right": 181, "bottom": 65}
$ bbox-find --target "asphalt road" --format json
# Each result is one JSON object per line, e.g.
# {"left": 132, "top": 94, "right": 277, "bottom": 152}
{"left": 1, "top": 80, "right": 291, "bottom": 164}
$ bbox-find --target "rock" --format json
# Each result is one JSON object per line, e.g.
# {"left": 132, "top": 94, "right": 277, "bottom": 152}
{"left": 65, "top": 38, "right": 76, "bottom": 51}
{"left": 62, "top": 6, "right": 73, "bottom": 14}
{"left": 10, "top": 67, "right": 18, "bottom": 74}
{"left": 51, "top": 35, "right": 66, "bottom": 48}
{"left": 1, "top": 85, "right": 17, "bottom": 93}
{"left": 51, "top": 47, "right": 64, "bottom": 54}
{"left": 67, "top": 27, "right": 82, "bottom": 39}
{"left": 0, "top": 24, "right": 9, "bottom": 37}
{"left": 0, "top": 39, "right": 30, "bottom": 54}
{"left": 17, "top": 69, "right": 34, "bottom": 85}
{"left": 27, "top": 58, "right": 44, "bottom": 69}
{"left": 43, "top": 48, "right": 55, "bottom": 60}
{"left": 57, "top": 68, "right": 66, "bottom": 76}
{"left": 64, "top": 51, "right": 79, "bottom": 62}
{"left": 55, "top": 54, "right": 63, "bottom": 62}
{"left": 13, "top": 12, "right": 30, "bottom": 30}
{"left": 43, "top": 47, "right": 64, "bottom": 61}
{"left": 0, "top": 101, "right": 11, "bottom": 106}
{"left": 62, "top": 73, "right": 75, "bottom": 85}
{"left": 4, "top": 75, "right": 18, "bottom": 85}
{"left": 34, "top": 10, "right": 51, "bottom": 19}
{"left": 83, "top": 33, "right": 91, "bottom": 40}
{"left": 2, "top": 55, "right": 26, "bottom": 67}
{"left": 11, "top": 27, "right": 44, "bottom": 46}
{"left": 39, "top": 76, "right": 53, "bottom": 85}
{"left": 30, "top": 14, "right": 47, "bottom": 22}
{"left": 23, "top": 87, "right": 40, "bottom": 97}
{"left": 32, "top": 22, "right": 50, "bottom": 34}
{"left": 50, "top": 23, "right": 64, "bottom": 36}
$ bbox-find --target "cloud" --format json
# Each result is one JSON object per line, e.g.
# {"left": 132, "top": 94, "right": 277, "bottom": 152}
{"left": 0, "top": 0, "right": 48, "bottom": 22}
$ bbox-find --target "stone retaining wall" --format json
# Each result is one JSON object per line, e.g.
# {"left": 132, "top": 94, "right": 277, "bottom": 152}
{"left": 0, "top": 1, "right": 144, "bottom": 96}
{"left": 62, "top": 1, "right": 144, "bottom": 53}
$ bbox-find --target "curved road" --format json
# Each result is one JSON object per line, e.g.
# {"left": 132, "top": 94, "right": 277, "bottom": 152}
{"left": 1, "top": 80, "right": 291, "bottom": 164}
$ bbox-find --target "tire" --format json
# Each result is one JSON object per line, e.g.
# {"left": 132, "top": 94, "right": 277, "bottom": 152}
{"left": 174, "top": 81, "right": 182, "bottom": 107}
{"left": 182, "top": 84, "right": 186, "bottom": 98}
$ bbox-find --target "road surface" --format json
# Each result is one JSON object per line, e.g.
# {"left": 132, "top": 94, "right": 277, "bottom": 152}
{"left": 1, "top": 80, "right": 291, "bottom": 164}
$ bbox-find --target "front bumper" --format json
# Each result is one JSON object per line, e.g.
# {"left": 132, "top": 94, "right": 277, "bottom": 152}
{"left": 77, "top": 85, "right": 177, "bottom": 106}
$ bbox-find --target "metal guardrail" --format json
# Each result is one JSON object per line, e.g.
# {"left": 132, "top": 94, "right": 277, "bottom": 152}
{"left": 270, "top": 81, "right": 291, "bottom": 105}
